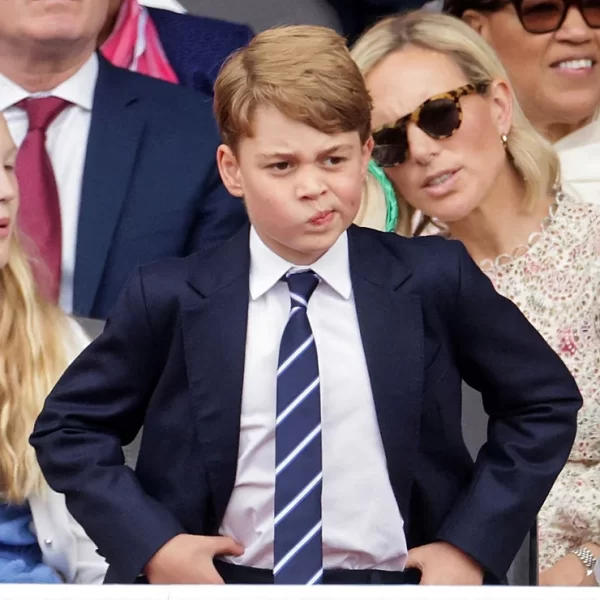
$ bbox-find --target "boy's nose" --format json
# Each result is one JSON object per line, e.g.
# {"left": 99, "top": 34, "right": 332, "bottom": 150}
{"left": 296, "top": 171, "right": 327, "bottom": 200}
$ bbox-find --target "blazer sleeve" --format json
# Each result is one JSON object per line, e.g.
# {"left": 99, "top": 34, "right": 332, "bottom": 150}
{"left": 30, "top": 268, "right": 186, "bottom": 583}
{"left": 436, "top": 242, "right": 582, "bottom": 579}
{"left": 66, "top": 508, "right": 109, "bottom": 584}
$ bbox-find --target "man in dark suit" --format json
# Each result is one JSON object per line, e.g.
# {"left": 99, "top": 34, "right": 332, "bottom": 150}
{"left": 31, "top": 25, "right": 581, "bottom": 586}
{"left": 0, "top": 0, "right": 247, "bottom": 319}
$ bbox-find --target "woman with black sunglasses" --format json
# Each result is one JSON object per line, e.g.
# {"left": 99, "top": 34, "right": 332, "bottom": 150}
{"left": 444, "top": 0, "right": 600, "bottom": 206}
{"left": 352, "top": 10, "right": 600, "bottom": 586}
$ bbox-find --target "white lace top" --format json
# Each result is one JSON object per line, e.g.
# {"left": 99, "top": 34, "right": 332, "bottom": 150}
{"left": 482, "top": 192, "right": 600, "bottom": 570}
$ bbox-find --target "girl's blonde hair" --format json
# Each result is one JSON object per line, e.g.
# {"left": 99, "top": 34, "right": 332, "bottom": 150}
{"left": 0, "top": 235, "right": 74, "bottom": 503}
{"left": 351, "top": 11, "right": 560, "bottom": 236}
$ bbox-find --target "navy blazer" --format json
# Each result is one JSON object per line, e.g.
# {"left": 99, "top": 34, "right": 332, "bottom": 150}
{"left": 74, "top": 56, "right": 247, "bottom": 319}
{"left": 148, "top": 7, "right": 253, "bottom": 96}
{"left": 31, "top": 225, "right": 581, "bottom": 584}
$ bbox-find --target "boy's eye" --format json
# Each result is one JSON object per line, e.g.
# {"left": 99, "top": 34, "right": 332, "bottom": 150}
{"left": 324, "top": 156, "right": 347, "bottom": 166}
{"left": 268, "top": 161, "right": 291, "bottom": 171}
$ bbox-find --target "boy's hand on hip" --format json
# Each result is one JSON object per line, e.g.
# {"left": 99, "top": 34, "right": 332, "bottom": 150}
{"left": 406, "top": 541, "right": 484, "bottom": 585}
{"left": 144, "top": 534, "right": 244, "bottom": 584}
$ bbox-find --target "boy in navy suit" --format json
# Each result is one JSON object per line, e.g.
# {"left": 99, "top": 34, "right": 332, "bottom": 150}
{"left": 31, "top": 25, "right": 581, "bottom": 586}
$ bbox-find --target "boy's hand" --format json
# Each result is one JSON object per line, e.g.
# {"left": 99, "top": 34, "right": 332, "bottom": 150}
{"left": 144, "top": 534, "right": 244, "bottom": 584}
{"left": 406, "top": 541, "right": 484, "bottom": 585}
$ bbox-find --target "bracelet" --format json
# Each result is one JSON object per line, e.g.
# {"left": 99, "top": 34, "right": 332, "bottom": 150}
{"left": 571, "top": 546, "right": 597, "bottom": 577}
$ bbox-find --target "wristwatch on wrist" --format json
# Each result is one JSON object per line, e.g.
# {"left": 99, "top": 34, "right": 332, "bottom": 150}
{"left": 571, "top": 546, "right": 597, "bottom": 577}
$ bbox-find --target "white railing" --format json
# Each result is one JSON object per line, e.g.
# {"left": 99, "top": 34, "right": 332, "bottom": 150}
{"left": 1, "top": 586, "right": 598, "bottom": 600}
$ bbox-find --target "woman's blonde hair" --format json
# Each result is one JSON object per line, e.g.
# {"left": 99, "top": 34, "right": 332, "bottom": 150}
{"left": 351, "top": 11, "right": 560, "bottom": 236}
{"left": 0, "top": 235, "right": 74, "bottom": 503}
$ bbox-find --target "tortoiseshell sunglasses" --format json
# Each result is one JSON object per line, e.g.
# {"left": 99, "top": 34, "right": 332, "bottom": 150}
{"left": 371, "top": 82, "right": 490, "bottom": 168}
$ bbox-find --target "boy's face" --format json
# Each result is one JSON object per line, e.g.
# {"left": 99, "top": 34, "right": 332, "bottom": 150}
{"left": 217, "top": 106, "right": 373, "bottom": 265}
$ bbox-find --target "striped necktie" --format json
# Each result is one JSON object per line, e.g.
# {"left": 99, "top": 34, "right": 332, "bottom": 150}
{"left": 274, "top": 269, "right": 323, "bottom": 585}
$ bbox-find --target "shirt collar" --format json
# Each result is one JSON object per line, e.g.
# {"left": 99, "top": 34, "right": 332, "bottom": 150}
{"left": 249, "top": 226, "right": 352, "bottom": 300}
{"left": 0, "top": 53, "right": 98, "bottom": 112}
{"left": 554, "top": 115, "right": 600, "bottom": 151}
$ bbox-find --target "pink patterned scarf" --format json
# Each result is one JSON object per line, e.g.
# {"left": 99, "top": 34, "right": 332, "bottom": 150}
{"left": 101, "top": 0, "right": 179, "bottom": 84}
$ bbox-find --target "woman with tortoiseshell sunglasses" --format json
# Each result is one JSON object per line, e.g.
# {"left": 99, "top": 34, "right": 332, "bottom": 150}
{"left": 351, "top": 10, "right": 600, "bottom": 587}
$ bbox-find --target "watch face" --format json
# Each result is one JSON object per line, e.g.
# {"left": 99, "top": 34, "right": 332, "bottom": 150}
{"left": 595, "top": 557, "right": 600, "bottom": 585}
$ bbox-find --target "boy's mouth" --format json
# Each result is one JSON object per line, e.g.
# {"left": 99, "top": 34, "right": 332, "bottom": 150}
{"left": 309, "top": 210, "right": 334, "bottom": 225}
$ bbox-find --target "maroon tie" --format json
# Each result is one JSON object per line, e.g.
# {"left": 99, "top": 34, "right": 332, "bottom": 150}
{"left": 15, "top": 97, "right": 70, "bottom": 303}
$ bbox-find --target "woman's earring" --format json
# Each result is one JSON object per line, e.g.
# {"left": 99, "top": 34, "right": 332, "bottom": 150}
{"left": 501, "top": 133, "right": 509, "bottom": 148}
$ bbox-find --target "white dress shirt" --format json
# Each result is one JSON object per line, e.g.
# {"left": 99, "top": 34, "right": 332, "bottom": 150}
{"left": 219, "top": 228, "right": 408, "bottom": 571}
{"left": 0, "top": 54, "right": 98, "bottom": 314}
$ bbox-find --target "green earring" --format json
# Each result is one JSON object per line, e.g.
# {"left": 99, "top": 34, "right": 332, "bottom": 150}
{"left": 368, "top": 160, "right": 398, "bottom": 233}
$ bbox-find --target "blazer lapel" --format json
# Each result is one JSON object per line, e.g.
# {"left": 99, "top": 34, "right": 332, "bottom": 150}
{"left": 73, "top": 56, "right": 146, "bottom": 316}
{"left": 348, "top": 226, "right": 424, "bottom": 525}
{"left": 181, "top": 226, "right": 251, "bottom": 527}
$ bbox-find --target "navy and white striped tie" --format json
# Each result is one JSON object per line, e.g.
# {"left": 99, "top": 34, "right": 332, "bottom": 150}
{"left": 274, "top": 269, "right": 323, "bottom": 585}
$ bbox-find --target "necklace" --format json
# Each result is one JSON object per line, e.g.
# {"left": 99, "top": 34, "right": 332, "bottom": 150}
{"left": 478, "top": 187, "right": 564, "bottom": 274}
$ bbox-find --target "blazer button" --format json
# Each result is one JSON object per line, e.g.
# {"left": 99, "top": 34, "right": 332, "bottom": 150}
{"left": 44, "top": 538, "right": 53, "bottom": 547}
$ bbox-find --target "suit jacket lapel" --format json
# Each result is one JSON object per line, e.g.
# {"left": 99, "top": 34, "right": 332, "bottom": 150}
{"left": 180, "top": 225, "right": 424, "bottom": 529}
{"left": 181, "top": 225, "right": 251, "bottom": 527}
{"left": 73, "top": 56, "right": 146, "bottom": 316}
{"left": 348, "top": 226, "right": 424, "bottom": 526}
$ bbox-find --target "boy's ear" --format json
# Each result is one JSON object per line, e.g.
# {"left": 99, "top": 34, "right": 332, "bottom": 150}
{"left": 362, "top": 136, "right": 375, "bottom": 178}
{"left": 216, "top": 144, "right": 244, "bottom": 197}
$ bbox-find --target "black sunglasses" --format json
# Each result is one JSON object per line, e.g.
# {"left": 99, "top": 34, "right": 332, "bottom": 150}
{"left": 489, "top": 0, "right": 600, "bottom": 33}
{"left": 371, "top": 82, "right": 489, "bottom": 168}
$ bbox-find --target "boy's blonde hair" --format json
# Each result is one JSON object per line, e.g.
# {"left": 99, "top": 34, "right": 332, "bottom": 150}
{"left": 214, "top": 25, "right": 373, "bottom": 152}
{"left": 351, "top": 11, "right": 560, "bottom": 236}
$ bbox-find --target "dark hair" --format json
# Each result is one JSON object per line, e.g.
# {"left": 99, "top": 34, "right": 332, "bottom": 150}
{"left": 443, "top": 0, "right": 507, "bottom": 18}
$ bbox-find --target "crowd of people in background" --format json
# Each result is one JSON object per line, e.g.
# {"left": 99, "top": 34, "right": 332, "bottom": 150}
{"left": 0, "top": 0, "right": 598, "bottom": 588}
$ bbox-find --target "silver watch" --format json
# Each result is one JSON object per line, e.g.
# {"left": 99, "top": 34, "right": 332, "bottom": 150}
{"left": 571, "top": 546, "right": 597, "bottom": 577}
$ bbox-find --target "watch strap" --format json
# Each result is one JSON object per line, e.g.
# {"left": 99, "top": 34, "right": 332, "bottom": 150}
{"left": 571, "top": 546, "right": 597, "bottom": 576}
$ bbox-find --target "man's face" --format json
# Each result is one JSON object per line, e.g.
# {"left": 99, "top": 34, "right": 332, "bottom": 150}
{"left": 0, "top": 0, "right": 109, "bottom": 50}
{"left": 217, "top": 105, "right": 372, "bottom": 266}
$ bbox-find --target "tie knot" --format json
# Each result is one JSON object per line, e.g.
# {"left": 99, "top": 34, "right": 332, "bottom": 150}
{"left": 285, "top": 270, "right": 319, "bottom": 307}
{"left": 18, "top": 97, "right": 70, "bottom": 132}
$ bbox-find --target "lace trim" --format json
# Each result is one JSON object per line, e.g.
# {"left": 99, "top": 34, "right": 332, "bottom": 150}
{"left": 479, "top": 188, "right": 564, "bottom": 274}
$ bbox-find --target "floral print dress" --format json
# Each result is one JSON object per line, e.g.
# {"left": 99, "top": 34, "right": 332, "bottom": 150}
{"left": 482, "top": 192, "right": 600, "bottom": 570}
